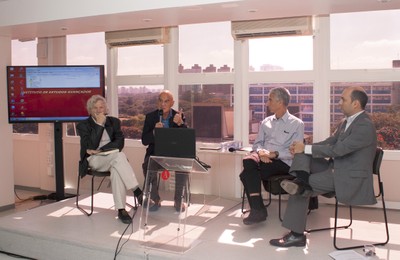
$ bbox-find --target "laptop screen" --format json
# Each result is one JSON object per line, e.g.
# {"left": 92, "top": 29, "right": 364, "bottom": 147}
{"left": 154, "top": 128, "right": 196, "bottom": 158}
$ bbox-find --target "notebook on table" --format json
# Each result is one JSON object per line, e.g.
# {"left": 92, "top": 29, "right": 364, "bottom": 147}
{"left": 154, "top": 128, "right": 210, "bottom": 171}
{"left": 154, "top": 128, "right": 196, "bottom": 158}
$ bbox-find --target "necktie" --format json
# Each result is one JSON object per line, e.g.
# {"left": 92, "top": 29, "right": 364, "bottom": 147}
{"left": 341, "top": 120, "right": 347, "bottom": 134}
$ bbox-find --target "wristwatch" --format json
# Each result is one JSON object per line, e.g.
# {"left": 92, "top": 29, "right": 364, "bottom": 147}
{"left": 274, "top": 151, "right": 279, "bottom": 159}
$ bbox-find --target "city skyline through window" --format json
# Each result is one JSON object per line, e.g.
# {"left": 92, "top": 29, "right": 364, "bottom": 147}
{"left": 10, "top": 10, "right": 400, "bottom": 150}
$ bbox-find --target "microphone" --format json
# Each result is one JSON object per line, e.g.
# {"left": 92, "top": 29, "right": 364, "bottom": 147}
{"left": 158, "top": 109, "right": 163, "bottom": 122}
{"left": 228, "top": 147, "right": 238, "bottom": 152}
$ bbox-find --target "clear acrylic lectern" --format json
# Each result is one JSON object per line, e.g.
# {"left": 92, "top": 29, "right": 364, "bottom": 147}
{"left": 138, "top": 156, "right": 209, "bottom": 254}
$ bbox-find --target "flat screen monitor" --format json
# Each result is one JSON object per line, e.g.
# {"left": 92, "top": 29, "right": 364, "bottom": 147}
{"left": 6, "top": 65, "right": 105, "bottom": 123}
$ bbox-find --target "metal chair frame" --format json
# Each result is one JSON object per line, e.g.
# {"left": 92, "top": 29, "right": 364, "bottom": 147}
{"left": 76, "top": 169, "right": 137, "bottom": 216}
{"left": 241, "top": 174, "right": 295, "bottom": 221}
{"left": 306, "top": 147, "right": 389, "bottom": 250}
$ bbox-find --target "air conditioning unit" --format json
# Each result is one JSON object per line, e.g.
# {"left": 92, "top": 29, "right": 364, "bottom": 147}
{"left": 232, "top": 16, "right": 313, "bottom": 40}
{"left": 105, "top": 27, "right": 170, "bottom": 47}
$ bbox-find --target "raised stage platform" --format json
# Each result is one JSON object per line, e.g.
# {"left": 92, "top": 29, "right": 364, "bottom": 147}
{"left": 0, "top": 192, "right": 398, "bottom": 260}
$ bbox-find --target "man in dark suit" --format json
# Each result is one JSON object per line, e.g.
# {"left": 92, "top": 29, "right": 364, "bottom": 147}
{"left": 270, "top": 86, "right": 377, "bottom": 247}
{"left": 141, "top": 90, "right": 188, "bottom": 212}
{"left": 77, "top": 95, "right": 143, "bottom": 224}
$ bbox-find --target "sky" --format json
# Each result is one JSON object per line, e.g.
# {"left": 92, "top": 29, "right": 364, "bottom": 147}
{"left": 11, "top": 9, "right": 400, "bottom": 72}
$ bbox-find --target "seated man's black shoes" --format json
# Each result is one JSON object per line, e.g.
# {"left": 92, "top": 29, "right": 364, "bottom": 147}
{"left": 280, "top": 178, "right": 312, "bottom": 196}
{"left": 143, "top": 199, "right": 161, "bottom": 211}
{"left": 174, "top": 201, "right": 186, "bottom": 212}
{"left": 118, "top": 209, "right": 132, "bottom": 224}
{"left": 136, "top": 193, "right": 143, "bottom": 207}
{"left": 269, "top": 232, "right": 306, "bottom": 247}
{"left": 243, "top": 208, "right": 267, "bottom": 225}
{"left": 133, "top": 187, "right": 143, "bottom": 206}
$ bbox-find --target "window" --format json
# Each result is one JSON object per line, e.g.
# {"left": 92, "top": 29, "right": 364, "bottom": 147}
{"left": 331, "top": 83, "right": 400, "bottom": 150}
{"left": 66, "top": 32, "right": 107, "bottom": 136}
{"left": 179, "top": 84, "right": 233, "bottom": 142}
{"left": 118, "top": 85, "right": 164, "bottom": 139}
{"left": 248, "top": 83, "right": 313, "bottom": 143}
{"left": 249, "top": 36, "right": 313, "bottom": 71}
{"left": 178, "top": 22, "right": 234, "bottom": 142}
{"left": 331, "top": 10, "right": 400, "bottom": 69}
{"left": 179, "top": 22, "right": 233, "bottom": 72}
{"left": 117, "top": 45, "right": 163, "bottom": 75}
{"left": 67, "top": 32, "right": 106, "bottom": 66}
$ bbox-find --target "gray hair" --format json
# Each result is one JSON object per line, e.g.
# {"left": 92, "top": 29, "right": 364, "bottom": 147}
{"left": 270, "top": 87, "right": 291, "bottom": 107}
{"left": 86, "top": 95, "right": 108, "bottom": 114}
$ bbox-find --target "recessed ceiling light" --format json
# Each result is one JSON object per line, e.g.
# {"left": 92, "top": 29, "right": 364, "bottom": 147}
{"left": 221, "top": 3, "right": 239, "bottom": 8}
{"left": 143, "top": 18, "right": 152, "bottom": 22}
{"left": 61, "top": 27, "right": 68, "bottom": 31}
{"left": 248, "top": 9, "right": 258, "bottom": 13}
{"left": 187, "top": 7, "right": 202, "bottom": 11}
{"left": 18, "top": 38, "right": 35, "bottom": 42}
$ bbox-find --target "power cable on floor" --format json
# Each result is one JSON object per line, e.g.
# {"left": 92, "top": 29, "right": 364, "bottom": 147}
{"left": 0, "top": 250, "right": 37, "bottom": 260}
{"left": 113, "top": 207, "right": 138, "bottom": 259}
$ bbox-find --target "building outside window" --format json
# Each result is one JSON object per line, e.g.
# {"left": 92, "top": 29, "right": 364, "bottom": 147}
{"left": 117, "top": 85, "right": 164, "bottom": 139}
{"left": 11, "top": 11, "right": 400, "bottom": 150}
{"left": 331, "top": 82, "right": 400, "bottom": 150}
{"left": 330, "top": 10, "right": 400, "bottom": 150}
{"left": 178, "top": 22, "right": 234, "bottom": 142}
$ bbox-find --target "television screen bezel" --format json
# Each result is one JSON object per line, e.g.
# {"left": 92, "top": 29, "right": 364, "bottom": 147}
{"left": 6, "top": 65, "right": 105, "bottom": 124}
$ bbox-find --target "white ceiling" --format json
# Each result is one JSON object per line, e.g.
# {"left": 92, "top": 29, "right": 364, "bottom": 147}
{"left": 0, "top": 0, "right": 400, "bottom": 40}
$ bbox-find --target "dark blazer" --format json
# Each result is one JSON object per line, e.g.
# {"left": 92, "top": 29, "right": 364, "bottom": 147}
{"left": 312, "top": 111, "right": 377, "bottom": 205}
{"left": 76, "top": 116, "right": 124, "bottom": 177}
{"left": 141, "top": 109, "right": 186, "bottom": 170}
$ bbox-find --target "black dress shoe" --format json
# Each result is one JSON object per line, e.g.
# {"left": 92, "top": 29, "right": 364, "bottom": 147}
{"left": 174, "top": 201, "right": 186, "bottom": 212}
{"left": 269, "top": 232, "right": 306, "bottom": 247}
{"left": 133, "top": 188, "right": 143, "bottom": 206}
{"left": 243, "top": 209, "right": 267, "bottom": 225}
{"left": 280, "top": 179, "right": 312, "bottom": 196}
{"left": 118, "top": 209, "right": 132, "bottom": 224}
{"left": 135, "top": 193, "right": 143, "bottom": 206}
{"left": 143, "top": 199, "right": 161, "bottom": 212}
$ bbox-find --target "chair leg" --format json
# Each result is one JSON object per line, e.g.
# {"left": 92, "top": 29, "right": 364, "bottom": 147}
{"left": 381, "top": 193, "right": 390, "bottom": 246}
{"left": 305, "top": 199, "right": 352, "bottom": 233}
{"left": 278, "top": 192, "right": 283, "bottom": 222}
{"left": 75, "top": 175, "right": 81, "bottom": 210}
{"left": 76, "top": 175, "right": 95, "bottom": 216}
{"left": 187, "top": 174, "right": 191, "bottom": 206}
{"left": 241, "top": 188, "right": 249, "bottom": 214}
{"left": 333, "top": 196, "right": 390, "bottom": 250}
{"left": 126, "top": 197, "right": 138, "bottom": 210}
{"left": 241, "top": 186, "right": 270, "bottom": 214}
{"left": 265, "top": 181, "right": 273, "bottom": 208}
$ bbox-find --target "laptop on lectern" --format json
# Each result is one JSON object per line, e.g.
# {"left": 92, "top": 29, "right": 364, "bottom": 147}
{"left": 154, "top": 128, "right": 196, "bottom": 159}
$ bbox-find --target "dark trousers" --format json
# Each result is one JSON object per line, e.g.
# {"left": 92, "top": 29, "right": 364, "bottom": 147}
{"left": 142, "top": 155, "right": 188, "bottom": 202}
{"left": 240, "top": 158, "right": 290, "bottom": 209}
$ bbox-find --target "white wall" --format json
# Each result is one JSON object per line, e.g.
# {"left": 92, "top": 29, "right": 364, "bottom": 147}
{"left": 0, "top": 36, "right": 15, "bottom": 209}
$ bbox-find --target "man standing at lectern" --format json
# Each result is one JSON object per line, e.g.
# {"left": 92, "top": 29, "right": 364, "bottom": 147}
{"left": 141, "top": 90, "right": 188, "bottom": 212}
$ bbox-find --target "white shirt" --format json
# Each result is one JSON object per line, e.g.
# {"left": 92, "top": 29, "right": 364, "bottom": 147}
{"left": 253, "top": 111, "right": 304, "bottom": 166}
